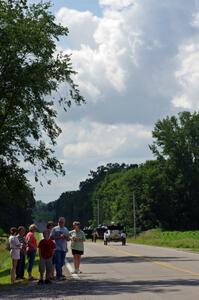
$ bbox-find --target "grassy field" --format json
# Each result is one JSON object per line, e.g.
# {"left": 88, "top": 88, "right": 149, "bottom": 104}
{"left": 0, "top": 233, "right": 41, "bottom": 286}
{"left": 128, "top": 229, "right": 199, "bottom": 251}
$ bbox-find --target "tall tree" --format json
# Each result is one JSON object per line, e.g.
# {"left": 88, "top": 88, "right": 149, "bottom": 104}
{"left": 0, "top": 0, "right": 84, "bottom": 181}
{"left": 150, "top": 111, "right": 199, "bottom": 229}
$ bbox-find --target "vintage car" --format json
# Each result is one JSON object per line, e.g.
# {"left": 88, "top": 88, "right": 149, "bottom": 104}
{"left": 104, "top": 224, "right": 126, "bottom": 245}
{"left": 92, "top": 225, "right": 108, "bottom": 242}
{"left": 83, "top": 228, "right": 94, "bottom": 240}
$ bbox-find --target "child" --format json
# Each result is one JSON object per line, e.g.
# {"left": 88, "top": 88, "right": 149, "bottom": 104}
{"left": 38, "top": 230, "right": 56, "bottom": 284}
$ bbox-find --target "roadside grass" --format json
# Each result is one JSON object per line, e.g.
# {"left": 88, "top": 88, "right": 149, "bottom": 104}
{"left": 0, "top": 232, "right": 41, "bottom": 286}
{"left": 0, "top": 238, "right": 11, "bottom": 285}
{"left": 128, "top": 229, "right": 199, "bottom": 252}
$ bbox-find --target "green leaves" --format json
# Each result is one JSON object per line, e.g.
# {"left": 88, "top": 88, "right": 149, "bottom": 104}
{"left": 0, "top": 0, "right": 84, "bottom": 181}
{"left": 149, "top": 111, "right": 199, "bottom": 229}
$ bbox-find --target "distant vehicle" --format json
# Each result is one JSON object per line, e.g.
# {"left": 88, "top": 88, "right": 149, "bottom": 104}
{"left": 104, "top": 224, "right": 126, "bottom": 246}
{"left": 92, "top": 225, "right": 108, "bottom": 242}
{"left": 83, "top": 228, "right": 94, "bottom": 240}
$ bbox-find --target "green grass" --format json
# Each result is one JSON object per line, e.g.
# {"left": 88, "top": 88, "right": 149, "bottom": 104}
{"left": 0, "top": 233, "right": 41, "bottom": 286}
{"left": 0, "top": 238, "right": 11, "bottom": 285}
{"left": 128, "top": 229, "right": 199, "bottom": 251}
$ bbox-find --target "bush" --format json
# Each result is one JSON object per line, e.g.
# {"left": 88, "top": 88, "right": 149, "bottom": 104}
{"left": 0, "top": 228, "right": 4, "bottom": 237}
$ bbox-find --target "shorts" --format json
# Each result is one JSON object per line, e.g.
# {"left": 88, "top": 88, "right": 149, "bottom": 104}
{"left": 39, "top": 257, "right": 53, "bottom": 274}
{"left": 10, "top": 249, "right": 20, "bottom": 260}
{"left": 72, "top": 249, "right": 84, "bottom": 255}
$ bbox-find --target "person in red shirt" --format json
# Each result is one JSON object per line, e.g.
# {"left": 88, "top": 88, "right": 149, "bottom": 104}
{"left": 38, "top": 230, "right": 56, "bottom": 284}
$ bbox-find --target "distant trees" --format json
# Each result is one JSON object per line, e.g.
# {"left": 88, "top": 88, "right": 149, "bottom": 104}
{"left": 50, "top": 112, "right": 199, "bottom": 232}
{"left": 32, "top": 201, "right": 55, "bottom": 223}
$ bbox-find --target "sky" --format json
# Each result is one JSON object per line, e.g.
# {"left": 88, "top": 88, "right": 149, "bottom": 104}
{"left": 29, "top": 0, "right": 199, "bottom": 203}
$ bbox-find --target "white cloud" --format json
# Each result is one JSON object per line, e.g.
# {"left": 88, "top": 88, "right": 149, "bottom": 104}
{"left": 31, "top": 1, "right": 199, "bottom": 202}
{"left": 31, "top": 120, "right": 152, "bottom": 202}
{"left": 60, "top": 121, "right": 152, "bottom": 160}
{"left": 172, "top": 41, "right": 199, "bottom": 110}
{"left": 56, "top": 0, "right": 198, "bottom": 125}
{"left": 99, "top": 0, "right": 135, "bottom": 10}
{"left": 172, "top": 95, "right": 192, "bottom": 110}
{"left": 56, "top": 7, "right": 99, "bottom": 49}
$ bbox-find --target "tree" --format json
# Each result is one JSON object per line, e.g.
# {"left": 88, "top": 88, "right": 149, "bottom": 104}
{"left": 0, "top": 160, "right": 35, "bottom": 231}
{"left": 0, "top": 0, "right": 84, "bottom": 181}
{"left": 32, "top": 200, "right": 55, "bottom": 223}
{"left": 150, "top": 111, "right": 199, "bottom": 229}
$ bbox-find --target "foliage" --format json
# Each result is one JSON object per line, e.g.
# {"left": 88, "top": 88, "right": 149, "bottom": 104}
{"left": 150, "top": 111, "right": 199, "bottom": 229}
{"left": 0, "top": 228, "right": 5, "bottom": 237}
{"left": 32, "top": 200, "right": 55, "bottom": 223}
{"left": 49, "top": 163, "right": 138, "bottom": 228}
{"left": 0, "top": 161, "right": 35, "bottom": 232}
{"left": 0, "top": 0, "right": 84, "bottom": 182}
{"left": 0, "top": 0, "right": 84, "bottom": 231}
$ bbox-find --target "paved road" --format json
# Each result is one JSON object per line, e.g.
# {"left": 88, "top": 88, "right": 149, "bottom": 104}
{"left": 66, "top": 241, "right": 199, "bottom": 300}
{"left": 1, "top": 242, "right": 199, "bottom": 299}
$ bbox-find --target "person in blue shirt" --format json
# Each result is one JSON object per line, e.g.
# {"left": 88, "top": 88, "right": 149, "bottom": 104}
{"left": 50, "top": 217, "right": 69, "bottom": 280}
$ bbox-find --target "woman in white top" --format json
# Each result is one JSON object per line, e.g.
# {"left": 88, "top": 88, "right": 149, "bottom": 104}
{"left": 9, "top": 227, "right": 21, "bottom": 283}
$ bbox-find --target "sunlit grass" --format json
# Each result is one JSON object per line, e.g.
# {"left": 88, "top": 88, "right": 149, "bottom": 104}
{"left": 0, "top": 233, "right": 41, "bottom": 286}
{"left": 128, "top": 229, "right": 199, "bottom": 252}
{"left": 0, "top": 238, "right": 11, "bottom": 285}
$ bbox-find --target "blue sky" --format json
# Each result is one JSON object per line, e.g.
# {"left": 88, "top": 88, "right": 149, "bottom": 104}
{"left": 30, "top": 0, "right": 101, "bottom": 15}
{"left": 51, "top": 0, "right": 101, "bottom": 16}
{"left": 28, "top": 0, "right": 199, "bottom": 202}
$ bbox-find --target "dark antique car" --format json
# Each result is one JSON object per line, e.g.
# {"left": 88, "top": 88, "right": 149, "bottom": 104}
{"left": 83, "top": 228, "right": 94, "bottom": 240}
{"left": 92, "top": 225, "right": 108, "bottom": 242}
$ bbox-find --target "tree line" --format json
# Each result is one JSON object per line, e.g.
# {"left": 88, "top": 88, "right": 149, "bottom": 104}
{"left": 45, "top": 111, "right": 199, "bottom": 232}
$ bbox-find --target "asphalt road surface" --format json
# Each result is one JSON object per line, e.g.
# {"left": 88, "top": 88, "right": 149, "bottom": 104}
{"left": 1, "top": 241, "right": 199, "bottom": 299}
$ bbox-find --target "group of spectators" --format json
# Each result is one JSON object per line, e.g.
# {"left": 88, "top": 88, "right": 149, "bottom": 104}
{"left": 8, "top": 217, "right": 85, "bottom": 284}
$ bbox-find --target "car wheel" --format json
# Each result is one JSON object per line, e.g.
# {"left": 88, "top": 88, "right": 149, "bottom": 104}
{"left": 122, "top": 238, "right": 126, "bottom": 246}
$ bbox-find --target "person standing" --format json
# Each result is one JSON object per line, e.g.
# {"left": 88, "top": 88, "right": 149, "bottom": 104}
{"left": 70, "top": 221, "right": 85, "bottom": 274}
{"left": 26, "top": 224, "right": 37, "bottom": 280}
{"left": 46, "top": 221, "right": 54, "bottom": 233}
{"left": 38, "top": 230, "right": 56, "bottom": 284}
{"left": 46, "top": 221, "right": 55, "bottom": 279}
{"left": 50, "top": 217, "right": 69, "bottom": 280}
{"left": 9, "top": 227, "right": 21, "bottom": 284}
{"left": 16, "top": 226, "right": 26, "bottom": 280}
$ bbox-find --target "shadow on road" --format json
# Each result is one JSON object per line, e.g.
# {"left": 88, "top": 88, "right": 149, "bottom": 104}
{"left": 80, "top": 255, "right": 197, "bottom": 264}
{"left": 1, "top": 278, "right": 199, "bottom": 299}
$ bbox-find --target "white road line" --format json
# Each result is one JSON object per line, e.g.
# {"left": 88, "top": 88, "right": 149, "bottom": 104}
{"left": 65, "top": 257, "right": 80, "bottom": 280}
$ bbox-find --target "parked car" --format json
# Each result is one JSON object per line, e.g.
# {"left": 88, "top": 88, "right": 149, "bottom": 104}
{"left": 104, "top": 224, "right": 126, "bottom": 245}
